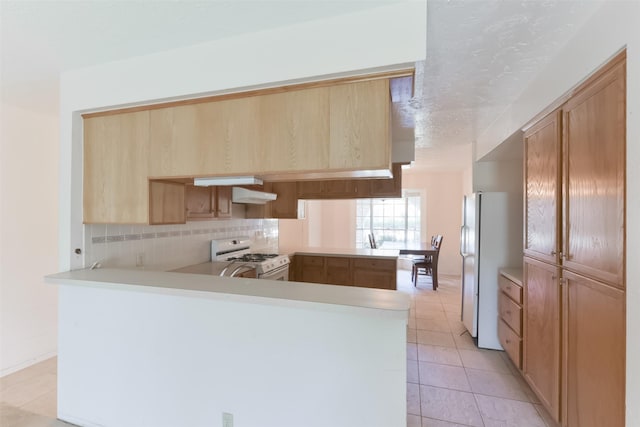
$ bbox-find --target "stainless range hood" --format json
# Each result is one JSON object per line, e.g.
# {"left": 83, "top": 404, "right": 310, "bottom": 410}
{"left": 231, "top": 187, "right": 277, "bottom": 204}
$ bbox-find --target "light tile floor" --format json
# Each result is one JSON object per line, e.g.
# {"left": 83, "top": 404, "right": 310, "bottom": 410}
{"left": 0, "top": 270, "right": 558, "bottom": 427}
{"left": 398, "top": 270, "right": 558, "bottom": 427}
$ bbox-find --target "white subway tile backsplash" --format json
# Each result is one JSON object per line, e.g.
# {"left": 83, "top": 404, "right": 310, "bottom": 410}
{"left": 83, "top": 219, "right": 278, "bottom": 270}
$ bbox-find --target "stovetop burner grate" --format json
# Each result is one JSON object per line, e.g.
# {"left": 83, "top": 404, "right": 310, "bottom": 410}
{"left": 226, "top": 253, "right": 279, "bottom": 263}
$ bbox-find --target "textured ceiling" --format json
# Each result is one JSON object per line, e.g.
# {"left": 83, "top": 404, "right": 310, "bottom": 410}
{"left": 414, "top": 0, "right": 603, "bottom": 151}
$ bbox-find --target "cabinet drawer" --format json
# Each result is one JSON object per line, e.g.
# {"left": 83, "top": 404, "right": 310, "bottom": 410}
{"left": 499, "top": 275, "right": 523, "bottom": 304}
{"left": 326, "top": 257, "right": 350, "bottom": 268}
{"left": 352, "top": 258, "right": 396, "bottom": 271}
{"left": 499, "top": 292, "right": 522, "bottom": 336}
{"left": 300, "top": 256, "right": 324, "bottom": 267}
{"left": 499, "top": 319, "right": 522, "bottom": 369}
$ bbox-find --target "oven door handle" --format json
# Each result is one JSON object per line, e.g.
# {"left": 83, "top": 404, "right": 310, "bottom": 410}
{"left": 229, "top": 264, "right": 257, "bottom": 277}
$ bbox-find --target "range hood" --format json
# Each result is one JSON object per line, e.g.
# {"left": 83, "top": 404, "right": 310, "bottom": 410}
{"left": 232, "top": 187, "right": 277, "bottom": 205}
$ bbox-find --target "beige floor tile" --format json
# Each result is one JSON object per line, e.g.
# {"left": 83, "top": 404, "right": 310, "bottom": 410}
{"left": 408, "top": 360, "right": 420, "bottom": 384}
{"left": 421, "top": 417, "right": 469, "bottom": 427}
{"left": 475, "top": 394, "right": 546, "bottom": 427}
{"left": 407, "top": 383, "right": 421, "bottom": 416}
{"left": 415, "top": 311, "right": 448, "bottom": 322}
{"left": 407, "top": 343, "right": 418, "bottom": 361}
{"left": 0, "top": 403, "right": 70, "bottom": 427}
{"left": 417, "top": 331, "right": 456, "bottom": 348}
{"left": 452, "top": 332, "right": 478, "bottom": 350}
{"left": 441, "top": 303, "right": 459, "bottom": 314}
{"left": 19, "top": 390, "right": 56, "bottom": 419}
{"left": 408, "top": 328, "right": 418, "bottom": 344}
{"left": 416, "top": 305, "right": 444, "bottom": 318}
{"left": 466, "top": 368, "right": 529, "bottom": 401}
{"left": 498, "top": 351, "right": 522, "bottom": 376}
{"left": 512, "top": 371, "right": 541, "bottom": 404}
{"left": 0, "top": 359, "right": 56, "bottom": 393}
{"left": 418, "top": 362, "right": 471, "bottom": 391}
{"left": 417, "top": 344, "right": 462, "bottom": 366}
{"left": 458, "top": 349, "right": 511, "bottom": 374}
{"left": 447, "top": 320, "right": 467, "bottom": 336}
{"left": 408, "top": 317, "right": 417, "bottom": 329}
{"left": 535, "top": 403, "right": 560, "bottom": 427}
{"left": 407, "top": 414, "right": 422, "bottom": 427}
{"left": 0, "top": 374, "right": 56, "bottom": 407}
{"left": 415, "top": 317, "right": 451, "bottom": 332}
{"left": 419, "top": 385, "right": 483, "bottom": 427}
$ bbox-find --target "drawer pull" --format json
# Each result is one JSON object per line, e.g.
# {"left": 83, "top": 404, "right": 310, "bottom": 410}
{"left": 506, "top": 339, "right": 511, "bottom": 344}
{"left": 506, "top": 310, "right": 511, "bottom": 315}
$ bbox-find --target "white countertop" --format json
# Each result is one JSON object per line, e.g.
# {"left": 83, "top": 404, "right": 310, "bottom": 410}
{"left": 46, "top": 268, "right": 410, "bottom": 314}
{"left": 280, "top": 246, "right": 399, "bottom": 259}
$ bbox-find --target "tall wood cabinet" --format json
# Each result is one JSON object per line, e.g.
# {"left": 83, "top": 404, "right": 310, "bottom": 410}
{"left": 523, "top": 51, "right": 626, "bottom": 427}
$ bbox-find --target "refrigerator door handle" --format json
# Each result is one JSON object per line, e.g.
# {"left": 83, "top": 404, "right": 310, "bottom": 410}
{"left": 459, "top": 225, "right": 466, "bottom": 257}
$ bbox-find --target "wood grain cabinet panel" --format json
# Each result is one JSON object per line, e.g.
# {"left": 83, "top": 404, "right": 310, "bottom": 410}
{"left": 523, "top": 257, "right": 561, "bottom": 423}
{"left": 215, "top": 186, "right": 232, "bottom": 218}
{"left": 298, "top": 256, "right": 326, "bottom": 284}
{"left": 563, "top": 60, "right": 626, "bottom": 288}
{"left": 329, "top": 79, "right": 390, "bottom": 169}
{"left": 185, "top": 185, "right": 215, "bottom": 219}
{"left": 524, "top": 110, "right": 562, "bottom": 264}
{"left": 149, "top": 181, "right": 185, "bottom": 225}
{"left": 498, "top": 319, "right": 522, "bottom": 369}
{"left": 325, "top": 257, "right": 351, "bottom": 286}
{"left": 83, "top": 111, "right": 150, "bottom": 224}
{"left": 259, "top": 88, "right": 329, "bottom": 173}
{"left": 563, "top": 271, "right": 625, "bottom": 427}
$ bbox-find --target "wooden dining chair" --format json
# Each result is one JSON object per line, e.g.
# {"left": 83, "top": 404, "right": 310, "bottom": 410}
{"left": 412, "top": 235, "right": 443, "bottom": 290}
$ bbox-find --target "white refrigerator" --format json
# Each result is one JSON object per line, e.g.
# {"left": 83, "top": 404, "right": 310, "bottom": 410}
{"left": 460, "top": 192, "right": 522, "bottom": 350}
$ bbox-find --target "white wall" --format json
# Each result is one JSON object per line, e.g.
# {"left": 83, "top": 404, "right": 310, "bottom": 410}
{"left": 472, "top": 2, "right": 640, "bottom": 424}
{"left": 0, "top": 103, "right": 59, "bottom": 375}
{"left": 403, "top": 170, "right": 464, "bottom": 276}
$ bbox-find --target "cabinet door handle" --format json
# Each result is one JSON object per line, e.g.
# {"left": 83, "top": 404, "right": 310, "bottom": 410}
{"left": 506, "top": 339, "right": 511, "bottom": 344}
{"left": 551, "top": 250, "right": 557, "bottom": 255}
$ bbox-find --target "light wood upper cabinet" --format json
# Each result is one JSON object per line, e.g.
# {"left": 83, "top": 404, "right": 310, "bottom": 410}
{"left": 259, "top": 88, "right": 329, "bottom": 173}
{"left": 149, "top": 97, "right": 261, "bottom": 177}
{"left": 84, "top": 111, "right": 150, "bottom": 224}
{"left": 563, "top": 59, "right": 626, "bottom": 288}
{"left": 523, "top": 257, "right": 561, "bottom": 423}
{"left": 524, "top": 110, "right": 562, "bottom": 265}
{"left": 563, "top": 271, "right": 625, "bottom": 427}
{"left": 329, "top": 79, "right": 390, "bottom": 169}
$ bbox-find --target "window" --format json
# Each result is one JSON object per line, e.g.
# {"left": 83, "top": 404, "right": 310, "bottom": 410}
{"left": 355, "top": 191, "right": 421, "bottom": 249}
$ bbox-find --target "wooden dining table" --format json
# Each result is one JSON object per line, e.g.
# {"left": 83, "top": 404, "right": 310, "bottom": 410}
{"left": 399, "top": 243, "right": 440, "bottom": 289}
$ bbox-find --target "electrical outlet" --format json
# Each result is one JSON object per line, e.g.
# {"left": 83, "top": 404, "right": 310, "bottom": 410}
{"left": 222, "top": 412, "right": 233, "bottom": 427}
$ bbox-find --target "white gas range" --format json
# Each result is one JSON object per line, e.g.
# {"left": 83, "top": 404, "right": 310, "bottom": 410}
{"left": 210, "top": 237, "right": 290, "bottom": 281}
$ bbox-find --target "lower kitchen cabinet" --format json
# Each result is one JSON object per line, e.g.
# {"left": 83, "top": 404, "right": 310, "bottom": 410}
{"left": 563, "top": 270, "right": 625, "bottom": 427}
{"left": 523, "top": 257, "right": 561, "bottom": 423}
{"left": 497, "top": 271, "right": 523, "bottom": 369}
{"left": 351, "top": 258, "right": 396, "bottom": 290}
{"left": 294, "top": 255, "right": 397, "bottom": 290}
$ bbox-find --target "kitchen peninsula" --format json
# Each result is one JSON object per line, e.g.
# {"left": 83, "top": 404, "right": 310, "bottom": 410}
{"left": 46, "top": 268, "right": 409, "bottom": 427}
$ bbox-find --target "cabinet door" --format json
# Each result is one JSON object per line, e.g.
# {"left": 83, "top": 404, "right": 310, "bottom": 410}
{"left": 149, "top": 97, "right": 262, "bottom": 177}
{"left": 215, "top": 186, "right": 232, "bottom": 218}
{"left": 563, "top": 57, "right": 625, "bottom": 288}
{"left": 259, "top": 87, "right": 329, "bottom": 173}
{"left": 266, "top": 182, "right": 298, "bottom": 218}
{"left": 368, "top": 163, "right": 402, "bottom": 198}
{"left": 185, "top": 185, "right": 214, "bottom": 220}
{"left": 83, "top": 111, "right": 150, "bottom": 224}
{"left": 329, "top": 79, "right": 390, "bottom": 169}
{"left": 523, "top": 110, "right": 561, "bottom": 264}
{"left": 325, "top": 257, "right": 351, "bottom": 286}
{"left": 149, "top": 181, "right": 185, "bottom": 225}
{"left": 298, "top": 256, "right": 326, "bottom": 284}
{"left": 563, "top": 271, "right": 625, "bottom": 427}
{"left": 523, "top": 257, "right": 561, "bottom": 422}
